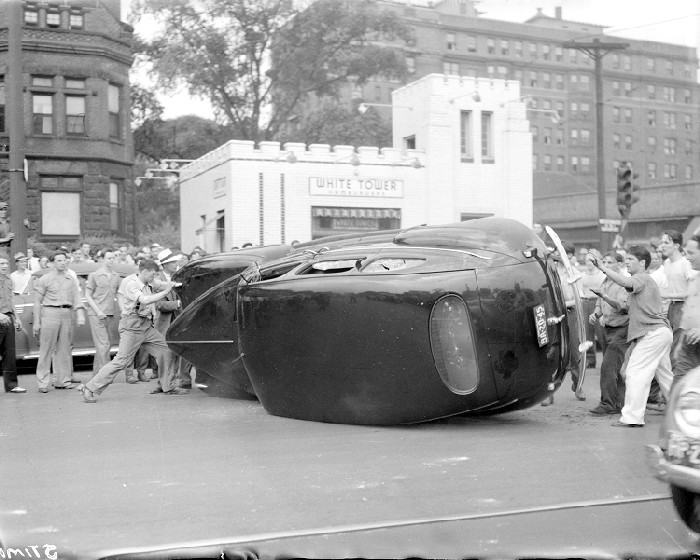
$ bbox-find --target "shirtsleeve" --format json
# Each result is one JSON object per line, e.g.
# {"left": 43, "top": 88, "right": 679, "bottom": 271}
{"left": 627, "top": 275, "right": 645, "bottom": 294}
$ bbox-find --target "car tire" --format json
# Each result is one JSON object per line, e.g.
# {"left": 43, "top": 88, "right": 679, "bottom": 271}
{"left": 671, "top": 484, "right": 700, "bottom": 532}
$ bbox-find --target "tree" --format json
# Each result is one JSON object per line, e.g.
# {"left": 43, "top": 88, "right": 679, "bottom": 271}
{"left": 292, "top": 100, "right": 392, "bottom": 147}
{"left": 131, "top": 0, "right": 412, "bottom": 143}
{"left": 130, "top": 83, "right": 164, "bottom": 130}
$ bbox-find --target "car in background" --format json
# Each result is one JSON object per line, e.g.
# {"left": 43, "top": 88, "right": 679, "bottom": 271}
{"left": 13, "top": 262, "right": 136, "bottom": 363}
{"left": 647, "top": 365, "right": 700, "bottom": 532}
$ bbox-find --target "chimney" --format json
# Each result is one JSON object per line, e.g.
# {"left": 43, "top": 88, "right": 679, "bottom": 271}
{"left": 555, "top": 6, "right": 562, "bottom": 19}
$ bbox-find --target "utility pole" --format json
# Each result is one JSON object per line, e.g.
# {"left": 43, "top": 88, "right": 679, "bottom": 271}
{"left": 563, "top": 38, "right": 628, "bottom": 252}
{"left": 7, "top": 0, "right": 28, "bottom": 256}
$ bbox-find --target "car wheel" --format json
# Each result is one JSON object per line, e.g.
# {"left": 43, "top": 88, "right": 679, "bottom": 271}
{"left": 671, "top": 484, "right": 700, "bottom": 532}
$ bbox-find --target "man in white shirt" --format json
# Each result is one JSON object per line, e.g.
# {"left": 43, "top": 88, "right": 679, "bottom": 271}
{"left": 658, "top": 230, "right": 698, "bottom": 366}
{"left": 10, "top": 252, "right": 33, "bottom": 295}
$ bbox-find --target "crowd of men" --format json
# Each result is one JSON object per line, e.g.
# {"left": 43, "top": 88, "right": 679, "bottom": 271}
{"left": 0, "top": 230, "right": 206, "bottom": 400}
{"left": 535, "top": 223, "right": 700, "bottom": 428}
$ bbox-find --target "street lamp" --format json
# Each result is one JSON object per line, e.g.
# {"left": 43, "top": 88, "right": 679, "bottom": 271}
{"left": 448, "top": 90, "right": 481, "bottom": 104}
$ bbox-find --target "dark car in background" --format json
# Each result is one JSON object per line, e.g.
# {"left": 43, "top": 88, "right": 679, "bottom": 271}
{"left": 13, "top": 262, "right": 136, "bottom": 363}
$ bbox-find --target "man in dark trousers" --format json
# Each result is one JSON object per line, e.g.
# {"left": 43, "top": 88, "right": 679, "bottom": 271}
{"left": 0, "top": 255, "right": 25, "bottom": 393}
{"left": 80, "top": 259, "right": 184, "bottom": 403}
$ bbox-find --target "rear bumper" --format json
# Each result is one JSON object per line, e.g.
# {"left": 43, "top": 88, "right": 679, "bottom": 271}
{"left": 646, "top": 444, "right": 700, "bottom": 493}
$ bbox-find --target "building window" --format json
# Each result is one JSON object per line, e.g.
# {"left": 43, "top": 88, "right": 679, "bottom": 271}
{"left": 543, "top": 99, "right": 552, "bottom": 110}
{"left": 571, "top": 156, "right": 578, "bottom": 173}
{"left": 447, "top": 32, "right": 456, "bottom": 50}
{"left": 580, "top": 103, "right": 590, "bottom": 119}
{"left": 108, "top": 84, "right": 121, "bottom": 139}
{"left": 65, "top": 78, "right": 85, "bottom": 90}
{"left": 624, "top": 82, "right": 632, "bottom": 96}
{"left": 460, "top": 111, "right": 472, "bottom": 161}
{"left": 529, "top": 42, "right": 537, "bottom": 58}
{"left": 514, "top": 69, "right": 523, "bottom": 83}
{"left": 647, "top": 57, "right": 655, "bottom": 72}
{"left": 648, "top": 136, "right": 657, "bottom": 151}
{"left": 66, "top": 96, "right": 86, "bottom": 135}
{"left": 684, "top": 89, "right": 693, "bottom": 104}
{"left": 570, "top": 129, "right": 578, "bottom": 143}
{"left": 486, "top": 38, "right": 495, "bottom": 54}
{"left": 664, "top": 137, "right": 677, "bottom": 155}
{"left": 623, "top": 56, "right": 631, "bottom": 71}
{"left": 481, "top": 111, "right": 493, "bottom": 162}
{"left": 664, "top": 163, "right": 677, "bottom": 179}
{"left": 543, "top": 154, "right": 552, "bottom": 171}
{"left": 556, "top": 155, "right": 564, "bottom": 171}
{"left": 514, "top": 41, "right": 522, "bottom": 57}
{"left": 663, "top": 112, "right": 676, "bottom": 129}
{"left": 613, "top": 106, "right": 620, "bottom": 123}
{"left": 613, "top": 133, "right": 621, "bottom": 150}
{"left": 648, "top": 110, "right": 656, "bottom": 126}
{"left": 611, "top": 54, "right": 619, "bottom": 69}
{"left": 580, "top": 129, "right": 590, "bottom": 145}
{"left": 612, "top": 81, "right": 619, "bottom": 96}
{"left": 466, "top": 35, "right": 476, "bottom": 52}
{"left": 0, "top": 77, "right": 4, "bottom": 134}
{"left": 70, "top": 11, "right": 84, "bottom": 29}
{"left": 684, "top": 64, "right": 692, "bottom": 78}
{"left": 648, "top": 163, "right": 657, "bottom": 179}
{"left": 580, "top": 75, "right": 590, "bottom": 91}
{"left": 555, "top": 73, "right": 563, "bottom": 90}
{"left": 624, "top": 108, "right": 632, "bottom": 123}
{"left": 532, "top": 154, "right": 538, "bottom": 171}
{"left": 374, "top": 85, "right": 381, "bottom": 101}
{"left": 497, "top": 66, "right": 507, "bottom": 78}
{"left": 110, "top": 182, "right": 123, "bottom": 233}
{"left": 542, "top": 44, "right": 550, "bottom": 60}
{"left": 530, "top": 98, "right": 538, "bottom": 109}
{"left": 568, "top": 48, "right": 576, "bottom": 64}
{"left": 406, "top": 56, "right": 415, "bottom": 74}
{"left": 686, "top": 165, "right": 694, "bottom": 180}
{"left": 543, "top": 127, "right": 552, "bottom": 144}
{"left": 443, "top": 62, "right": 459, "bottom": 75}
{"left": 542, "top": 72, "right": 551, "bottom": 89}
{"left": 529, "top": 71, "right": 538, "bottom": 87}
{"left": 555, "top": 46, "right": 562, "bottom": 61}
{"left": 555, "top": 100, "right": 564, "bottom": 113}
{"left": 555, "top": 129, "right": 563, "bottom": 145}
{"left": 662, "top": 87, "right": 675, "bottom": 102}
{"left": 32, "top": 94, "right": 53, "bottom": 134}
{"left": 531, "top": 125, "right": 538, "bottom": 142}
{"left": 46, "top": 10, "right": 61, "bottom": 27}
{"left": 32, "top": 76, "right": 53, "bottom": 87}
{"left": 500, "top": 40, "right": 508, "bottom": 55}
{"left": 581, "top": 157, "right": 591, "bottom": 173}
{"left": 486, "top": 65, "right": 495, "bottom": 77}
{"left": 648, "top": 85, "right": 656, "bottom": 99}
{"left": 40, "top": 177, "right": 82, "bottom": 236}
{"left": 570, "top": 102, "right": 578, "bottom": 117}
{"left": 685, "top": 139, "right": 694, "bottom": 155}
{"left": 24, "top": 8, "right": 38, "bottom": 25}
{"left": 624, "top": 135, "right": 633, "bottom": 150}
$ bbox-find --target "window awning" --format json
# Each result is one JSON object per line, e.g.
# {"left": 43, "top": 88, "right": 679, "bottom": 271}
{"left": 312, "top": 207, "right": 401, "bottom": 219}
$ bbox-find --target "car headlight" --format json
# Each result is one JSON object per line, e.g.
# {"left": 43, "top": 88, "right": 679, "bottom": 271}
{"left": 679, "top": 391, "right": 700, "bottom": 428}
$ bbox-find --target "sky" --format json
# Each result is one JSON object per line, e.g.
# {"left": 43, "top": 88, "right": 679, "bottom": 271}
{"left": 128, "top": 0, "right": 700, "bottom": 120}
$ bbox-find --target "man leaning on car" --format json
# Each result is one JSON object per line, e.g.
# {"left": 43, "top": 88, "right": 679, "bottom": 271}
{"left": 0, "top": 255, "right": 25, "bottom": 393}
{"left": 33, "top": 251, "right": 86, "bottom": 392}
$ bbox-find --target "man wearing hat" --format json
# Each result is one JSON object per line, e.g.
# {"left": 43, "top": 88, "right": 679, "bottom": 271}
{"left": 154, "top": 248, "right": 192, "bottom": 390}
{"left": 0, "top": 202, "right": 14, "bottom": 258}
{"left": 11, "top": 252, "right": 33, "bottom": 295}
{"left": 0, "top": 254, "right": 25, "bottom": 393}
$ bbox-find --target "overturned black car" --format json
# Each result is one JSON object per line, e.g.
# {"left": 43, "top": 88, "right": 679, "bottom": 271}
{"left": 168, "top": 218, "right": 573, "bottom": 425}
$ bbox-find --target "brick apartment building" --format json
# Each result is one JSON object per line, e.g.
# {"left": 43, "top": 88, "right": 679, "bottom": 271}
{"left": 291, "top": 0, "right": 700, "bottom": 246}
{"left": 0, "top": 0, "right": 135, "bottom": 247}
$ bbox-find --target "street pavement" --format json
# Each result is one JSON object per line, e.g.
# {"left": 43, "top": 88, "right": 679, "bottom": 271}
{"left": 1, "top": 356, "right": 699, "bottom": 559}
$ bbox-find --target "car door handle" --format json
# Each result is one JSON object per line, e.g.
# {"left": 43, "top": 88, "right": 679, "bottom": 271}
{"left": 546, "top": 314, "right": 565, "bottom": 325}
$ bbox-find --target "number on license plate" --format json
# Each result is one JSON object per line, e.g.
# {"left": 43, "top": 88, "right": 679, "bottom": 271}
{"left": 533, "top": 304, "right": 548, "bottom": 347}
{"left": 666, "top": 431, "right": 700, "bottom": 466}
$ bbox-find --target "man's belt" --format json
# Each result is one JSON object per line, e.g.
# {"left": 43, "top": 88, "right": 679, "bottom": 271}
{"left": 44, "top": 304, "right": 72, "bottom": 309}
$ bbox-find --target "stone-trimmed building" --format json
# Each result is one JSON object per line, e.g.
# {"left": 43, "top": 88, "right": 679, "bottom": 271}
{"left": 0, "top": 0, "right": 135, "bottom": 245}
{"left": 180, "top": 75, "right": 532, "bottom": 252}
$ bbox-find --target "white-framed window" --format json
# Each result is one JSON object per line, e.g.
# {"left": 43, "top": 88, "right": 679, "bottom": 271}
{"left": 531, "top": 126, "right": 539, "bottom": 142}
{"left": 613, "top": 133, "right": 621, "bottom": 150}
{"left": 514, "top": 41, "right": 522, "bottom": 57}
{"left": 581, "top": 157, "right": 591, "bottom": 173}
{"left": 685, "top": 139, "right": 694, "bottom": 155}
{"left": 542, "top": 44, "right": 550, "bottom": 60}
{"left": 580, "top": 129, "right": 590, "bottom": 145}
{"left": 66, "top": 95, "right": 86, "bottom": 135}
{"left": 32, "top": 94, "right": 53, "bottom": 134}
{"left": 466, "top": 35, "right": 476, "bottom": 52}
{"left": 70, "top": 10, "right": 84, "bottom": 29}
{"left": 623, "top": 56, "right": 631, "bottom": 70}
{"left": 460, "top": 110, "right": 473, "bottom": 161}
{"left": 648, "top": 85, "right": 656, "bottom": 99}
{"left": 666, "top": 60, "right": 674, "bottom": 75}
{"left": 40, "top": 176, "right": 82, "bottom": 236}
{"left": 406, "top": 56, "right": 415, "bottom": 74}
{"left": 647, "top": 162, "right": 657, "bottom": 179}
{"left": 24, "top": 8, "right": 38, "bottom": 25}
{"left": 443, "top": 61, "right": 459, "bottom": 75}
{"left": 46, "top": 10, "right": 60, "bottom": 27}
{"left": 613, "top": 106, "right": 620, "bottom": 123}
{"left": 571, "top": 156, "right": 578, "bottom": 172}
{"left": 556, "top": 155, "right": 564, "bottom": 171}
{"left": 543, "top": 127, "right": 552, "bottom": 144}
{"left": 447, "top": 32, "right": 457, "bottom": 50}
{"left": 108, "top": 84, "right": 121, "bottom": 138}
{"left": 110, "top": 181, "right": 123, "bottom": 233}
{"left": 663, "top": 137, "right": 677, "bottom": 155}
{"left": 555, "top": 47, "right": 562, "bottom": 61}
{"left": 624, "top": 108, "right": 632, "bottom": 123}
{"left": 648, "top": 136, "right": 657, "bottom": 151}
{"left": 686, "top": 165, "right": 693, "bottom": 180}
{"left": 500, "top": 40, "right": 508, "bottom": 55}
{"left": 664, "top": 163, "right": 677, "bottom": 179}
{"left": 543, "top": 154, "right": 552, "bottom": 171}
{"left": 647, "top": 57, "right": 655, "bottom": 72}
{"left": 529, "top": 71, "right": 538, "bottom": 87}
{"left": 624, "top": 135, "right": 633, "bottom": 150}
{"left": 481, "top": 111, "right": 493, "bottom": 161}
{"left": 648, "top": 110, "right": 656, "bottom": 126}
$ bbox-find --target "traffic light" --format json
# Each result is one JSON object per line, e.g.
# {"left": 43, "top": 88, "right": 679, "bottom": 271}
{"left": 616, "top": 163, "right": 640, "bottom": 218}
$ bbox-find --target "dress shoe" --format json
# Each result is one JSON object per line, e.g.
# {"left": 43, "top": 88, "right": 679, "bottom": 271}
{"left": 39, "top": 388, "right": 48, "bottom": 393}
{"left": 54, "top": 384, "right": 74, "bottom": 390}
{"left": 9, "top": 387, "right": 26, "bottom": 393}
{"left": 541, "top": 395, "right": 554, "bottom": 406}
{"left": 646, "top": 402, "right": 666, "bottom": 412}
{"left": 611, "top": 420, "right": 643, "bottom": 428}
{"left": 179, "top": 384, "right": 192, "bottom": 390}
{"left": 575, "top": 388, "right": 586, "bottom": 401}
{"left": 150, "top": 387, "right": 164, "bottom": 394}
{"left": 165, "top": 388, "right": 190, "bottom": 395}
{"left": 70, "top": 378, "right": 82, "bottom": 384}
{"left": 589, "top": 405, "right": 619, "bottom": 415}
{"left": 80, "top": 385, "right": 96, "bottom": 403}
{"left": 126, "top": 377, "right": 139, "bottom": 384}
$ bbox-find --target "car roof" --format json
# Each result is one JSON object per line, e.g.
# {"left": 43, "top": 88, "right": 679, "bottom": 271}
{"left": 31, "top": 262, "right": 137, "bottom": 278}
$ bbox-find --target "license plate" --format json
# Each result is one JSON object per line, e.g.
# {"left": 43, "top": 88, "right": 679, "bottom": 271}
{"left": 533, "top": 304, "right": 548, "bottom": 347}
{"left": 665, "top": 431, "right": 700, "bottom": 467}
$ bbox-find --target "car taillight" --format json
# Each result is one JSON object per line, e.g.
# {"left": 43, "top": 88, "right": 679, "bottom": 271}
{"left": 429, "top": 295, "right": 478, "bottom": 394}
